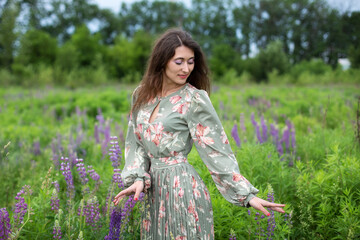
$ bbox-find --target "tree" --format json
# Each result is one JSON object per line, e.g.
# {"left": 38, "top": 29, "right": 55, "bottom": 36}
{"left": 69, "top": 25, "right": 103, "bottom": 67}
{"left": 0, "top": 0, "right": 20, "bottom": 69}
{"left": 15, "top": 29, "right": 57, "bottom": 66}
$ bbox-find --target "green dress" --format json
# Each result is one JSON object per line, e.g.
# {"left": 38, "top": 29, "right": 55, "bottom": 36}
{"left": 121, "top": 83, "right": 259, "bottom": 239}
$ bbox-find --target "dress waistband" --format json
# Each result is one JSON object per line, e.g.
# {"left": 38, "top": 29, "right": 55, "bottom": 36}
{"left": 150, "top": 155, "right": 189, "bottom": 170}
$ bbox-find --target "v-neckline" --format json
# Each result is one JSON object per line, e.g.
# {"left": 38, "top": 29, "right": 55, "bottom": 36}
{"left": 147, "top": 83, "right": 188, "bottom": 124}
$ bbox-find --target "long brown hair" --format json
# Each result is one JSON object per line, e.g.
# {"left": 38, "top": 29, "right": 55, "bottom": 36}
{"left": 132, "top": 28, "right": 210, "bottom": 112}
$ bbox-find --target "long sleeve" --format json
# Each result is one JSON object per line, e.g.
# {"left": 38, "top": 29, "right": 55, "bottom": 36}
{"left": 186, "top": 89, "right": 259, "bottom": 207}
{"left": 121, "top": 90, "right": 151, "bottom": 191}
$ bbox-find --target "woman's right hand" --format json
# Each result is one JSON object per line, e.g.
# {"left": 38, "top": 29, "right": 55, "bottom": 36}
{"left": 113, "top": 180, "right": 144, "bottom": 206}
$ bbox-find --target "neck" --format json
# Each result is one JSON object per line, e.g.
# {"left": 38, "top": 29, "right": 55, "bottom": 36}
{"left": 160, "top": 82, "right": 186, "bottom": 98}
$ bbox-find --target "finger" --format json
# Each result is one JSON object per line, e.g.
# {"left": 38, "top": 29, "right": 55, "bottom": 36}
{"left": 115, "top": 188, "right": 133, "bottom": 199}
{"left": 251, "top": 200, "right": 270, "bottom": 216}
{"left": 269, "top": 206, "right": 285, "bottom": 213}
{"left": 133, "top": 186, "right": 142, "bottom": 201}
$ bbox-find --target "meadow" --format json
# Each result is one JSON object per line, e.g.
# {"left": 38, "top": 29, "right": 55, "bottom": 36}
{"left": 0, "top": 83, "right": 359, "bottom": 239}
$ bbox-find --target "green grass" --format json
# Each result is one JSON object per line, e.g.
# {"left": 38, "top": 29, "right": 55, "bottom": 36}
{"left": 0, "top": 83, "right": 359, "bottom": 239}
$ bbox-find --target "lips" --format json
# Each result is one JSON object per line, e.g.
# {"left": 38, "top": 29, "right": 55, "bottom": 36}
{"left": 178, "top": 74, "right": 188, "bottom": 79}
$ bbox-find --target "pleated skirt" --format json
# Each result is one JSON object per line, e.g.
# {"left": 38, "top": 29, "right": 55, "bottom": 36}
{"left": 140, "top": 162, "right": 214, "bottom": 240}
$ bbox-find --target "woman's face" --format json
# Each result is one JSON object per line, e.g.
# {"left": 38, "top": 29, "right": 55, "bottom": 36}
{"left": 163, "top": 45, "right": 195, "bottom": 88}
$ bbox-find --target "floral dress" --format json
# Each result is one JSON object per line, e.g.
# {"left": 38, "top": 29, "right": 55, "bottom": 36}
{"left": 121, "top": 83, "right": 259, "bottom": 239}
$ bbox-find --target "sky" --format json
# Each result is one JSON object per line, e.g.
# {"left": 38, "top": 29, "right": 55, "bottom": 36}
{"left": 92, "top": 0, "right": 360, "bottom": 13}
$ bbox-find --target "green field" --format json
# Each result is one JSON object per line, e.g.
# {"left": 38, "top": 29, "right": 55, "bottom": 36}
{"left": 1, "top": 84, "right": 359, "bottom": 239}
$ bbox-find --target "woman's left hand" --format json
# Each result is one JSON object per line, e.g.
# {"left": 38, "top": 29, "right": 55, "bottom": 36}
{"left": 249, "top": 196, "right": 286, "bottom": 216}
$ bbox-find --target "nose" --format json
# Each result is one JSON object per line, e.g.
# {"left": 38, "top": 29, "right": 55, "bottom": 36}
{"left": 182, "top": 63, "right": 189, "bottom": 73}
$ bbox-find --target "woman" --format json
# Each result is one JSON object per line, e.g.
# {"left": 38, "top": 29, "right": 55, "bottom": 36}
{"left": 113, "top": 28, "right": 285, "bottom": 239}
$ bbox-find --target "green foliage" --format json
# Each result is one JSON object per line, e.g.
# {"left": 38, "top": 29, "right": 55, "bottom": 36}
{"left": 69, "top": 25, "right": 103, "bottom": 67}
{"left": 294, "top": 145, "right": 360, "bottom": 239}
{"left": 16, "top": 29, "right": 58, "bottom": 66}
{"left": 0, "top": 84, "right": 359, "bottom": 239}
{"left": 0, "top": 1, "right": 20, "bottom": 69}
{"left": 105, "top": 30, "right": 153, "bottom": 79}
{"left": 348, "top": 45, "right": 360, "bottom": 69}
{"left": 257, "top": 41, "right": 290, "bottom": 82}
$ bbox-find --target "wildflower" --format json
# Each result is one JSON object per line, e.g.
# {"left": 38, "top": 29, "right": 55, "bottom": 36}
{"left": 113, "top": 169, "right": 124, "bottom": 189}
{"left": 32, "top": 140, "right": 41, "bottom": 156}
{"left": 50, "top": 189, "right": 60, "bottom": 213}
{"left": 231, "top": 124, "right": 241, "bottom": 147}
{"left": 75, "top": 158, "right": 88, "bottom": 185}
{"left": 87, "top": 165, "right": 100, "bottom": 182}
{"left": 260, "top": 116, "right": 268, "bottom": 142}
{"left": 251, "top": 113, "right": 263, "bottom": 143}
{"left": 13, "top": 185, "right": 32, "bottom": 227}
{"left": 60, "top": 157, "right": 75, "bottom": 198}
{"left": 229, "top": 228, "right": 237, "bottom": 240}
{"left": 77, "top": 231, "right": 84, "bottom": 240}
{"left": 240, "top": 113, "right": 246, "bottom": 132}
{"left": 81, "top": 197, "right": 101, "bottom": 230}
{"left": 105, "top": 207, "right": 122, "bottom": 240}
{"left": 0, "top": 208, "right": 11, "bottom": 239}
{"left": 53, "top": 220, "right": 62, "bottom": 239}
{"left": 109, "top": 136, "right": 122, "bottom": 168}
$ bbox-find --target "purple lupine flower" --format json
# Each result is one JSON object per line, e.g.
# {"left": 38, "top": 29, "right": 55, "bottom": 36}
{"left": 240, "top": 113, "right": 246, "bottom": 132}
{"left": 260, "top": 116, "right": 268, "bottom": 142}
{"left": 60, "top": 157, "right": 75, "bottom": 198}
{"left": 76, "top": 158, "right": 88, "bottom": 185}
{"left": 251, "top": 113, "right": 263, "bottom": 144}
{"left": 229, "top": 233, "right": 237, "bottom": 240}
{"left": 219, "top": 101, "right": 225, "bottom": 110}
{"left": 75, "top": 123, "right": 84, "bottom": 148}
{"left": 94, "top": 124, "right": 100, "bottom": 144}
{"left": 87, "top": 165, "right": 100, "bottom": 182}
{"left": 0, "top": 208, "right": 11, "bottom": 239}
{"left": 231, "top": 124, "right": 241, "bottom": 147}
{"left": 52, "top": 181, "right": 60, "bottom": 193}
{"left": 33, "top": 141, "right": 41, "bottom": 156}
{"left": 113, "top": 169, "right": 124, "bottom": 189}
{"left": 288, "top": 120, "right": 296, "bottom": 154}
{"left": 50, "top": 189, "right": 60, "bottom": 213}
{"left": 109, "top": 136, "right": 122, "bottom": 168}
{"left": 266, "top": 191, "right": 276, "bottom": 238}
{"left": 53, "top": 220, "right": 62, "bottom": 239}
{"left": 281, "top": 127, "right": 290, "bottom": 153}
{"left": 13, "top": 185, "right": 32, "bottom": 227}
{"left": 81, "top": 197, "right": 101, "bottom": 230}
{"left": 105, "top": 207, "right": 122, "bottom": 240}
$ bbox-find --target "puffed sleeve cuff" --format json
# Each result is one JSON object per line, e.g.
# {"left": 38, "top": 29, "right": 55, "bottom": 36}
{"left": 244, "top": 193, "right": 256, "bottom": 208}
{"left": 122, "top": 172, "right": 151, "bottom": 193}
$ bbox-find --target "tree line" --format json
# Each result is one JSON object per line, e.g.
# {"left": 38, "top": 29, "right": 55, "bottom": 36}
{"left": 0, "top": 0, "right": 359, "bottom": 86}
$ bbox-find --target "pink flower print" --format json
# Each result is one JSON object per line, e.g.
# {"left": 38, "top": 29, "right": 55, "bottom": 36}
{"left": 166, "top": 191, "right": 169, "bottom": 201}
{"left": 178, "top": 188, "right": 184, "bottom": 198}
{"left": 195, "top": 123, "right": 214, "bottom": 148}
{"left": 193, "top": 189, "right": 201, "bottom": 199}
{"left": 172, "top": 102, "right": 189, "bottom": 114}
{"left": 232, "top": 172, "right": 245, "bottom": 182}
{"left": 181, "top": 223, "right": 186, "bottom": 235}
{"left": 170, "top": 95, "right": 182, "bottom": 104}
{"left": 192, "top": 176, "right": 198, "bottom": 189}
{"left": 204, "top": 189, "right": 210, "bottom": 202}
{"left": 221, "top": 130, "right": 229, "bottom": 144}
{"left": 149, "top": 122, "right": 164, "bottom": 146}
{"left": 165, "top": 221, "right": 168, "bottom": 236}
{"left": 135, "top": 124, "right": 143, "bottom": 140}
{"left": 144, "top": 127, "right": 151, "bottom": 141}
{"left": 187, "top": 199, "right": 199, "bottom": 222}
{"left": 173, "top": 176, "right": 180, "bottom": 188}
{"left": 159, "top": 200, "right": 165, "bottom": 218}
{"left": 175, "top": 236, "right": 187, "bottom": 240}
{"left": 143, "top": 219, "right": 151, "bottom": 232}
